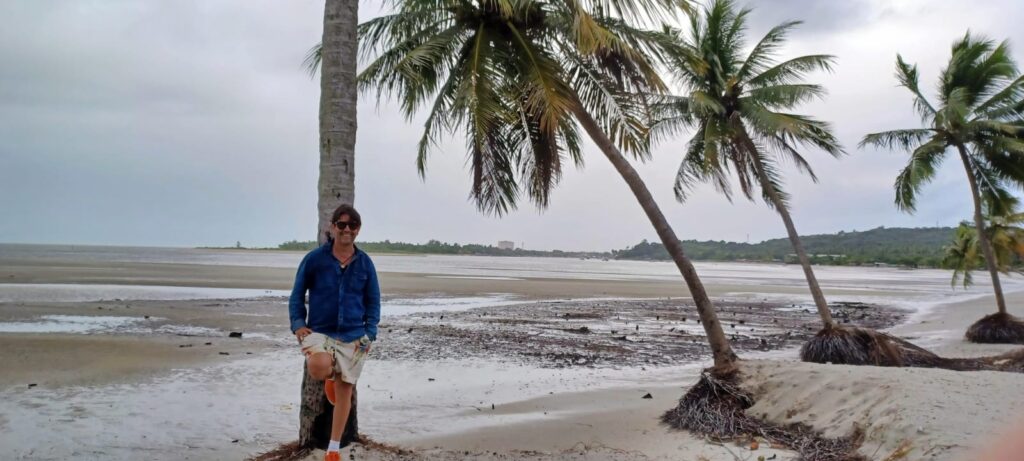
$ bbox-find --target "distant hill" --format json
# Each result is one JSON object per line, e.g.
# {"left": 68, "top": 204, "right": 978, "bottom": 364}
{"left": 613, "top": 226, "right": 955, "bottom": 267}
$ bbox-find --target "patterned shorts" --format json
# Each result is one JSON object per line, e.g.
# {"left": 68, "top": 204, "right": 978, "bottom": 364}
{"left": 300, "top": 332, "right": 371, "bottom": 384}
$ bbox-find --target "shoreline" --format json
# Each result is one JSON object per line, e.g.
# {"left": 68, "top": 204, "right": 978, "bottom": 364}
{"left": 2, "top": 256, "right": 1023, "bottom": 460}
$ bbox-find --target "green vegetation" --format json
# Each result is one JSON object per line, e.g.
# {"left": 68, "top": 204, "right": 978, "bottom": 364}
{"left": 276, "top": 239, "right": 606, "bottom": 259}
{"left": 613, "top": 226, "right": 955, "bottom": 267}
{"left": 270, "top": 226, "right": 958, "bottom": 267}
{"left": 945, "top": 212, "right": 1024, "bottom": 287}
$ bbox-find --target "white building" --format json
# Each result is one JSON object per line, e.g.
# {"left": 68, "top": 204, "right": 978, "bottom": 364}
{"left": 497, "top": 240, "right": 515, "bottom": 250}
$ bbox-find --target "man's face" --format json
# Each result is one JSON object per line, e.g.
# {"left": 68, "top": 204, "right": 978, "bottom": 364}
{"left": 332, "top": 214, "right": 360, "bottom": 244}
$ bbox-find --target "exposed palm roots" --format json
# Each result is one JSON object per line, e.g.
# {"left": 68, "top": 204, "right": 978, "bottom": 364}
{"left": 965, "top": 313, "right": 1024, "bottom": 344}
{"left": 662, "top": 369, "right": 867, "bottom": 461}
{"left": 801, "top": 325, "right": 1024, "bottom": 372}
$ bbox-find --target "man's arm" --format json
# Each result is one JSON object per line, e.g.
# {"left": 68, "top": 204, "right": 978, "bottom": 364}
{"left": 289, "top": 254, "right": 311, "bottom": 334}
{"left": 363, "top": 260, "right": 381, "bottom": 341}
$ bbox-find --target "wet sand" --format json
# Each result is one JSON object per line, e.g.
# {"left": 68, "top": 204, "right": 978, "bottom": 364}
{"left": 2, "top": 256, "right": 1021, "bottom": 460}
{"left": 0, "top": 256, "right": 904, "bottom": 299}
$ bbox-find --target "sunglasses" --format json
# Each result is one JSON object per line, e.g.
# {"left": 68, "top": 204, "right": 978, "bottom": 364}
{"left": 334, "top": 221, "right": 360, "bottom": 230}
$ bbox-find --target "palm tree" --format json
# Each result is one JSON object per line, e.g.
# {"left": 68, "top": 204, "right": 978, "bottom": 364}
{"left": 649, "top": 1, "right": 845, "bottom": 339}
{"left": 346, "top": 0, "right": 740, "bottom": 371}
{"left": 301, "top": 0, "right": 360, "bottom": 452}
{"left": 944, "top": 208, "right": 1024, "bottom": 289}
{"left": 862, "top": 33, "right": 1024, "bottom": 344}
{"left": 315, "top": 0, "right": 358, "bottom": 245}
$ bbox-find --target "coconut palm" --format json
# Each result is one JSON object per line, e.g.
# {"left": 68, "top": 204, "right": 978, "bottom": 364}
{"left": 944, "top": 209, "right": 1024, "bottom": 289}
{"left": 861, "top": 33, "right": 1024, "bottom": 344}
{"left": 649, "top": 0, "right": 846, "bottom": 339}
{"left": 340, "top": 0, "right": 740, "bottom": 370}
{"left": 299, "top": 0, "right": 360, "bottom": 451}
{"left": 314, "top": 0, "right": 358, "bottom": 245}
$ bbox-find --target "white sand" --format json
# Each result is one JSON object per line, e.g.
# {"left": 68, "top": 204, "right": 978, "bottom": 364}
{"left": 5, "top": 255, "right": 1024, "bottom": 460}
{"left": 363, "top": 291, "right": 1024, "bottom": 461}
{"left": 742, "top": 360, "right": 1024, "bottom": 460}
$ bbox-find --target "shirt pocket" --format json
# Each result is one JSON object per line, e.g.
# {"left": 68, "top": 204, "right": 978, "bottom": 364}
{"left": 349, "top": 273, "right": 368, "bottom": 292}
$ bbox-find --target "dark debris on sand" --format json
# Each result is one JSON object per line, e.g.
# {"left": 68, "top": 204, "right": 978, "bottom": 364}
{"left": 371, "top": 299, "right": 906, "bottom": 368}
{"left": 662, "top": 369, "right": 867, "bottom": 461}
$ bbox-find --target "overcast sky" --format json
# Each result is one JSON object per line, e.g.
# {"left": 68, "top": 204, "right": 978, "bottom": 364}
{"left": 2, "top": 0, "right": 1023, "bottom": 251}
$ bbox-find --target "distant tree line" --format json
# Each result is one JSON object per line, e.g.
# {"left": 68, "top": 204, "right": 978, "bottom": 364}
{"left": 272, "top": 226, "right": 962, "bottom": 267}
{"left": 612, "top": 226, "right": 956, "bottom": 267}
{"left": 275, "top": 239, "right": 607, "bottom": 259}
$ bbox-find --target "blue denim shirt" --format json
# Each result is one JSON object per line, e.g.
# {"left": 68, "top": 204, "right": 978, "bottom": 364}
{"left": 288, "top": 242, "right": 381, "bottom": 342}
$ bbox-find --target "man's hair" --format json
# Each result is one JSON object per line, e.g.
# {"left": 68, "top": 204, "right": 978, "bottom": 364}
{"left": 330, "top": 203, "right": 361, "bottom": 226}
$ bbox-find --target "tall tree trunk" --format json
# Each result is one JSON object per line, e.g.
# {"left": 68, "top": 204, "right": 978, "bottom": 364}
{"left": 957, "top": 144, "right": 1008, "bottom": 314}
{"left": 570, "top": 102, "right": 737, "bottom": 371}
{"left": 740, "top": 134, "right": 833, "bottom": 327}
{"left": 317, "top": 0, "right": 358, "bottom": 245}
{"left": 302, "top": 0, "right": 359, "bottom": 449}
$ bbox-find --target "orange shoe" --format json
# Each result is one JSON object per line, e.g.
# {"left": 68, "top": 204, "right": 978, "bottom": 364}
{"left": 324, "top": 450, "right": 340, "bottom": 461}
{"left": 324, "top": 378, "right": 336, "bottom": 405}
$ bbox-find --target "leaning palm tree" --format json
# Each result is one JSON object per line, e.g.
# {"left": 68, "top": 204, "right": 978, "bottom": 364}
{"left": 649, "top": 0, "right": 905, "bottom": 365}
{"left": 862, "top": 32, "right": 1024, "bottom": 344}
{"left": 343, "top": 0, "right": 743, "bottom": 371}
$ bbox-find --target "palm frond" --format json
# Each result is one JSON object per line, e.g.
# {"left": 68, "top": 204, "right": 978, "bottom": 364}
{"left": 736, "top": 20, "right": 800, "bottom": 83}
{"left": 674, "top": 125, "right": 732, "bottom": 202}
{"left": 741, "top": 105, "right": 843, "bottom": 157}
{"left": 859, "top": 128, "right": 937, "bottom": 151}
{"left": 303, "top": 44, "right": 322, "bottom": 77}
{"left": 743, "top": 84, "right": 826, "bottom": 110}
{"left": 648, "top": 94, "right": 697, "bottom": 143}
{"left": 755, "top": 152, "right": 790, "bottom": 210}
{"left": 893, "top": 138, "right": 947, "bottom": 212}
{"left": 895, "top": 55, "right": 937, "bottom": 122}
{"left": 747, "top": 55, "right": 835, "bottom": 89}
{"left": 768, "top": 135, "right": 819, "bottom": 183}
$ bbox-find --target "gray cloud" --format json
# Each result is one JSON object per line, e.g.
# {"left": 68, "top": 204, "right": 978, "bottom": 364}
{"left": 740, "top": 0, "right": 872, "bottom": 34}
{"left": 1, "top": 0, "right": 1024, "bottom": 251}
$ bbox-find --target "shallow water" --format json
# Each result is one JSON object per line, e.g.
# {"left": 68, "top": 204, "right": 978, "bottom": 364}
{"left": 0, "top": 243, "right": 994, "bottom": 290}
{"left": 0, "top": 283, "right": 288, "bottom": 303}
{"left": 0, "top": 314, "right": 152, "bottom": 333}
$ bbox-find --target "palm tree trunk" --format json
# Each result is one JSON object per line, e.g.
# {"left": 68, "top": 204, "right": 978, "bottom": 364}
{"left": 740, "top": 134, "right": 833, "bottom": 327}
{"left": 957, "top": 144, "right": 1008, "bottom": 314}
{"left": 316, "top": 0, "right": 358, "bottom": 245}
{"left": 302, "top": 0, "right": 359, "bottom": 449}
{"left": 570, "top": 102, "right": 737, "bottom": 371}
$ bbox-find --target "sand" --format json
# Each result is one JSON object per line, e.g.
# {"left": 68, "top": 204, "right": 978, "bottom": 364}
{"left": 741, "top": 359, "right": 1024, "bottom": 460}
{"left": 353, "top": 293, "right": 1024, "bottom": 460}
{"left": 0, "top": 256, "right": 902, "bottom": 299}
{"left": 3, "top": 256, "right": 1024, "bottom": 460}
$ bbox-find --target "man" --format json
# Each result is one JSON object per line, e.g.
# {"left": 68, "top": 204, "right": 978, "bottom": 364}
{"left": 290, "top": 203, "right": 380, "bottom": 461}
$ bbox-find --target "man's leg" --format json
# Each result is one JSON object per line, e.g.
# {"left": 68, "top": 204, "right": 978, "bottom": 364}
{"left": 330, "top": 380, "right": 355, "bottom": 443}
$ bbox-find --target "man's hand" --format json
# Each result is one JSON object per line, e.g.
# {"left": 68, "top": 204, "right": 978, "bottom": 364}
{"left": 294, "top": 327, "right": 313, "bottom": 343}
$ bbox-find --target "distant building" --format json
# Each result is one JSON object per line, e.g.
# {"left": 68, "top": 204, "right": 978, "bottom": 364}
{"left": 497, "top": 240, "right": 515, "bottom": 250}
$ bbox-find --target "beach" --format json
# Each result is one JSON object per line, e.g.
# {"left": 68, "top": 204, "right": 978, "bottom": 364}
{"left": 1, "top": 245, "right": 1023, "bottom": 460}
